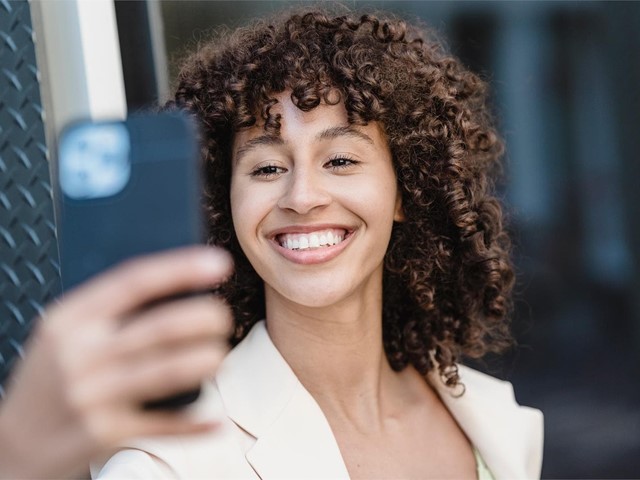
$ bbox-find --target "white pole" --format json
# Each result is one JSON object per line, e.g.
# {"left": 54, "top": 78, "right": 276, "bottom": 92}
{"left": 31, "top": 0, "right": 127, "bottom": 138}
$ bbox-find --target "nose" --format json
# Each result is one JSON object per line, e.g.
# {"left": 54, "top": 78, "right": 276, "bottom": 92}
{"left": 276, "top": 167, "right": 332, "bottom": 215}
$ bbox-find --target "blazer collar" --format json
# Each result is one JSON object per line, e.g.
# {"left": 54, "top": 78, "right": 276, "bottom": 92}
{"left": 216, "top": 321, "right": 542, "bottom": 480}
{"left": 215, "top": 321, "right": 349, "bottom": 479}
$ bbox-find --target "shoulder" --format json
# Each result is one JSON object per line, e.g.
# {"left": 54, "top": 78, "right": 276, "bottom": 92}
{"left": 91, "top": 380, "right": 257, "bottom": 479}
{"left": 432, "top": 365, "right": 544, "bottom": 480}
{"left": 91, "top": 448, "right": 176, "bottom": 479}
{"left": 457, "top": 365, "right": 527, "bottom": 402}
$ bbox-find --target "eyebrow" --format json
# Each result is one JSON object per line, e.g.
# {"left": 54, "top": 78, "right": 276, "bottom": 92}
{"left": 233, "top": 125, "right": 375, "bottom": 163}
{"left": 234, "top": 135, "right": 285, "bottom": 163}
{"left": 316, "top": 125, "right": 375, "bottom": 145}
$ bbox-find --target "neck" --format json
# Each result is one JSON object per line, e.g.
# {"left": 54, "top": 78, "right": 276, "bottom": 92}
{"left": 264, "top": 281, "right": 406, "bottom": 427}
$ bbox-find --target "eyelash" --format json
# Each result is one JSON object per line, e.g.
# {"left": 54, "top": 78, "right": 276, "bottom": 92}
{"left": 325, "top": 155, "right": 359, "bottom": 170}
{"left": 250, "top": 164, "right": 284, "bottom": 178}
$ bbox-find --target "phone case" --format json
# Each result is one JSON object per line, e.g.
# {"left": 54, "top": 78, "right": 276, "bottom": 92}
{"left": 57, "top": 112, "right": 204, "bottom": 409}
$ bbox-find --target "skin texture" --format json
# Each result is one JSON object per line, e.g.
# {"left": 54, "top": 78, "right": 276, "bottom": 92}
{"left": 0, "top": 247, "right": 233, "bottom": 479}
{"left": 231, "top": 94, "right": 477, "bottom": 479}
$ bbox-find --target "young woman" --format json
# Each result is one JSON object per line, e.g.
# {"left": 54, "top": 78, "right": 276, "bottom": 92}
{"left": 94, "top": 9, "right": 543, "bottom": 479}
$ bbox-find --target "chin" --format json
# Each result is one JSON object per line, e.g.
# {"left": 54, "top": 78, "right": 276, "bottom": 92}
{"left": 271, "top": 282, "right": 354, "bottom": 310}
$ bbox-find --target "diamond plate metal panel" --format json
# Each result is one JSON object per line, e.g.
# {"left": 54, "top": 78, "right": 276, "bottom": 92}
{"left": 0, "top": 0, "right": 61, "bottom": 394}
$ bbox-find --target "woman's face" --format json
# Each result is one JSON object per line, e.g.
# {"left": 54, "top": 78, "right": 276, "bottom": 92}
{"left": 230, "top": 92, "right": 403, "bottom": 309}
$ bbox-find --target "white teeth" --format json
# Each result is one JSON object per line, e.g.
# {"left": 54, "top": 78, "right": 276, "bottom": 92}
{"left": 279, "top": 229, "right": 347, "bottom": 250}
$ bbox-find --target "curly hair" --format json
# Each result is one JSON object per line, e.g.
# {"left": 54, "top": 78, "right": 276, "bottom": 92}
{"left": 168, "top": 8, "right": 514, "bottom": 387}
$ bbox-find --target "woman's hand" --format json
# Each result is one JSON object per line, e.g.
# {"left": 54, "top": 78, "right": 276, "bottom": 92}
{"left": 0, "top": 247, "right": 233, "bottom": 479}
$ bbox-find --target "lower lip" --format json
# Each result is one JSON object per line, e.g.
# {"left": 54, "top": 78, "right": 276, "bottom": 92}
{"left": 271, "top": 232, "right": 353, "bottom": 265}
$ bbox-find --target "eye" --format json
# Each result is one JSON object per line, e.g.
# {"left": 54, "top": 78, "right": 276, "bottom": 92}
{"left": 325, "top": 155, "right": 359, "bottom": 170}
{"left": 250, "top": 164, "right": 286, "bottom": 178}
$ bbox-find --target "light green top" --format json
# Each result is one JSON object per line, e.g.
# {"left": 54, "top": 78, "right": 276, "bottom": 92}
{"left": 474, "top": 448, "right": 495, "bottom": 480}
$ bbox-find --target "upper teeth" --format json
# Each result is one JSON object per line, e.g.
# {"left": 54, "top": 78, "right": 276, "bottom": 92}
{"left": 279, "top": 230, "right": 345, "bottom": 250}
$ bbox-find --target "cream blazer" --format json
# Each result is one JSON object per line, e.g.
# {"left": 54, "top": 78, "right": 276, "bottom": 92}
{"left": 92, "top": 321, "right": 543, "bottom": 479}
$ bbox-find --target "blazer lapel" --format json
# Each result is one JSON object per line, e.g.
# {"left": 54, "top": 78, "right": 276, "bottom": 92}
{"left": 216, "top": 321, "right": 349, "bottom": 480}
{"left": 245, "top": 385, "right": 349, "bottom": 479}
{"left": 428, "top": 366, "right": 544, "bottom": 479}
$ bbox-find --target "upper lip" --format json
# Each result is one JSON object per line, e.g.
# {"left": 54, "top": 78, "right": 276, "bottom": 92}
{"left": 266, "top": 224, "right": 354, "bottom": 239}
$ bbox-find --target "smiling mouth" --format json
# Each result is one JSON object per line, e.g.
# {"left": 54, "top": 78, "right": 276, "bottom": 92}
{"left": 276, "top": 228, "right": 348, "bottom": 251}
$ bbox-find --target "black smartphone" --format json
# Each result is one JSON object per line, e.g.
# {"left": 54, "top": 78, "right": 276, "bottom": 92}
{"left": 56, "top": 111, "right": 205, "bottom": 409}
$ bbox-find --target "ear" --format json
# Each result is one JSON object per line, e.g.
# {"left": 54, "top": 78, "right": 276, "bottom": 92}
{"left": 393, "top": 190, "right": 406, "bottom": 222}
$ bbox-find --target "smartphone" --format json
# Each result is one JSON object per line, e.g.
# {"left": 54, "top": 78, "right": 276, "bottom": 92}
{"left": 56, "top": 111, "right": 204, "bottom": 409}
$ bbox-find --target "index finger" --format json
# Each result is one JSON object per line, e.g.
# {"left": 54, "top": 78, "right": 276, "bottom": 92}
{"left": 52, "top": 246, "right": 233, "bottom": 324}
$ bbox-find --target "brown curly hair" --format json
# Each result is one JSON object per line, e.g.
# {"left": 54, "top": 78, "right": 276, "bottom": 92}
{"left": 168, "top": 8, "right": 514, "bottom": 387}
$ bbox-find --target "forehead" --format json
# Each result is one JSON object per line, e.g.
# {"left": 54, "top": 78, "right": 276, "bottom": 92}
{"left": 233, "top": 91, "right": 384, "bottom": 153}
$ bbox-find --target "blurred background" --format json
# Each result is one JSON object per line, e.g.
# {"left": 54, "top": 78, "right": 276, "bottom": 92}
{"left": 1, "top": 1, "right": 639, "bottom": 477}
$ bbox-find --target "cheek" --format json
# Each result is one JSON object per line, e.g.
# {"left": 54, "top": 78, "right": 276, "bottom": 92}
{"left": 230, "top": 179, "right": 275, "bottom": 249}
{"left": 345, "top": 171, "right": 399, "bottom": 221}
{"left": 229, "top": 178, "right": 252, "bottom": 246}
